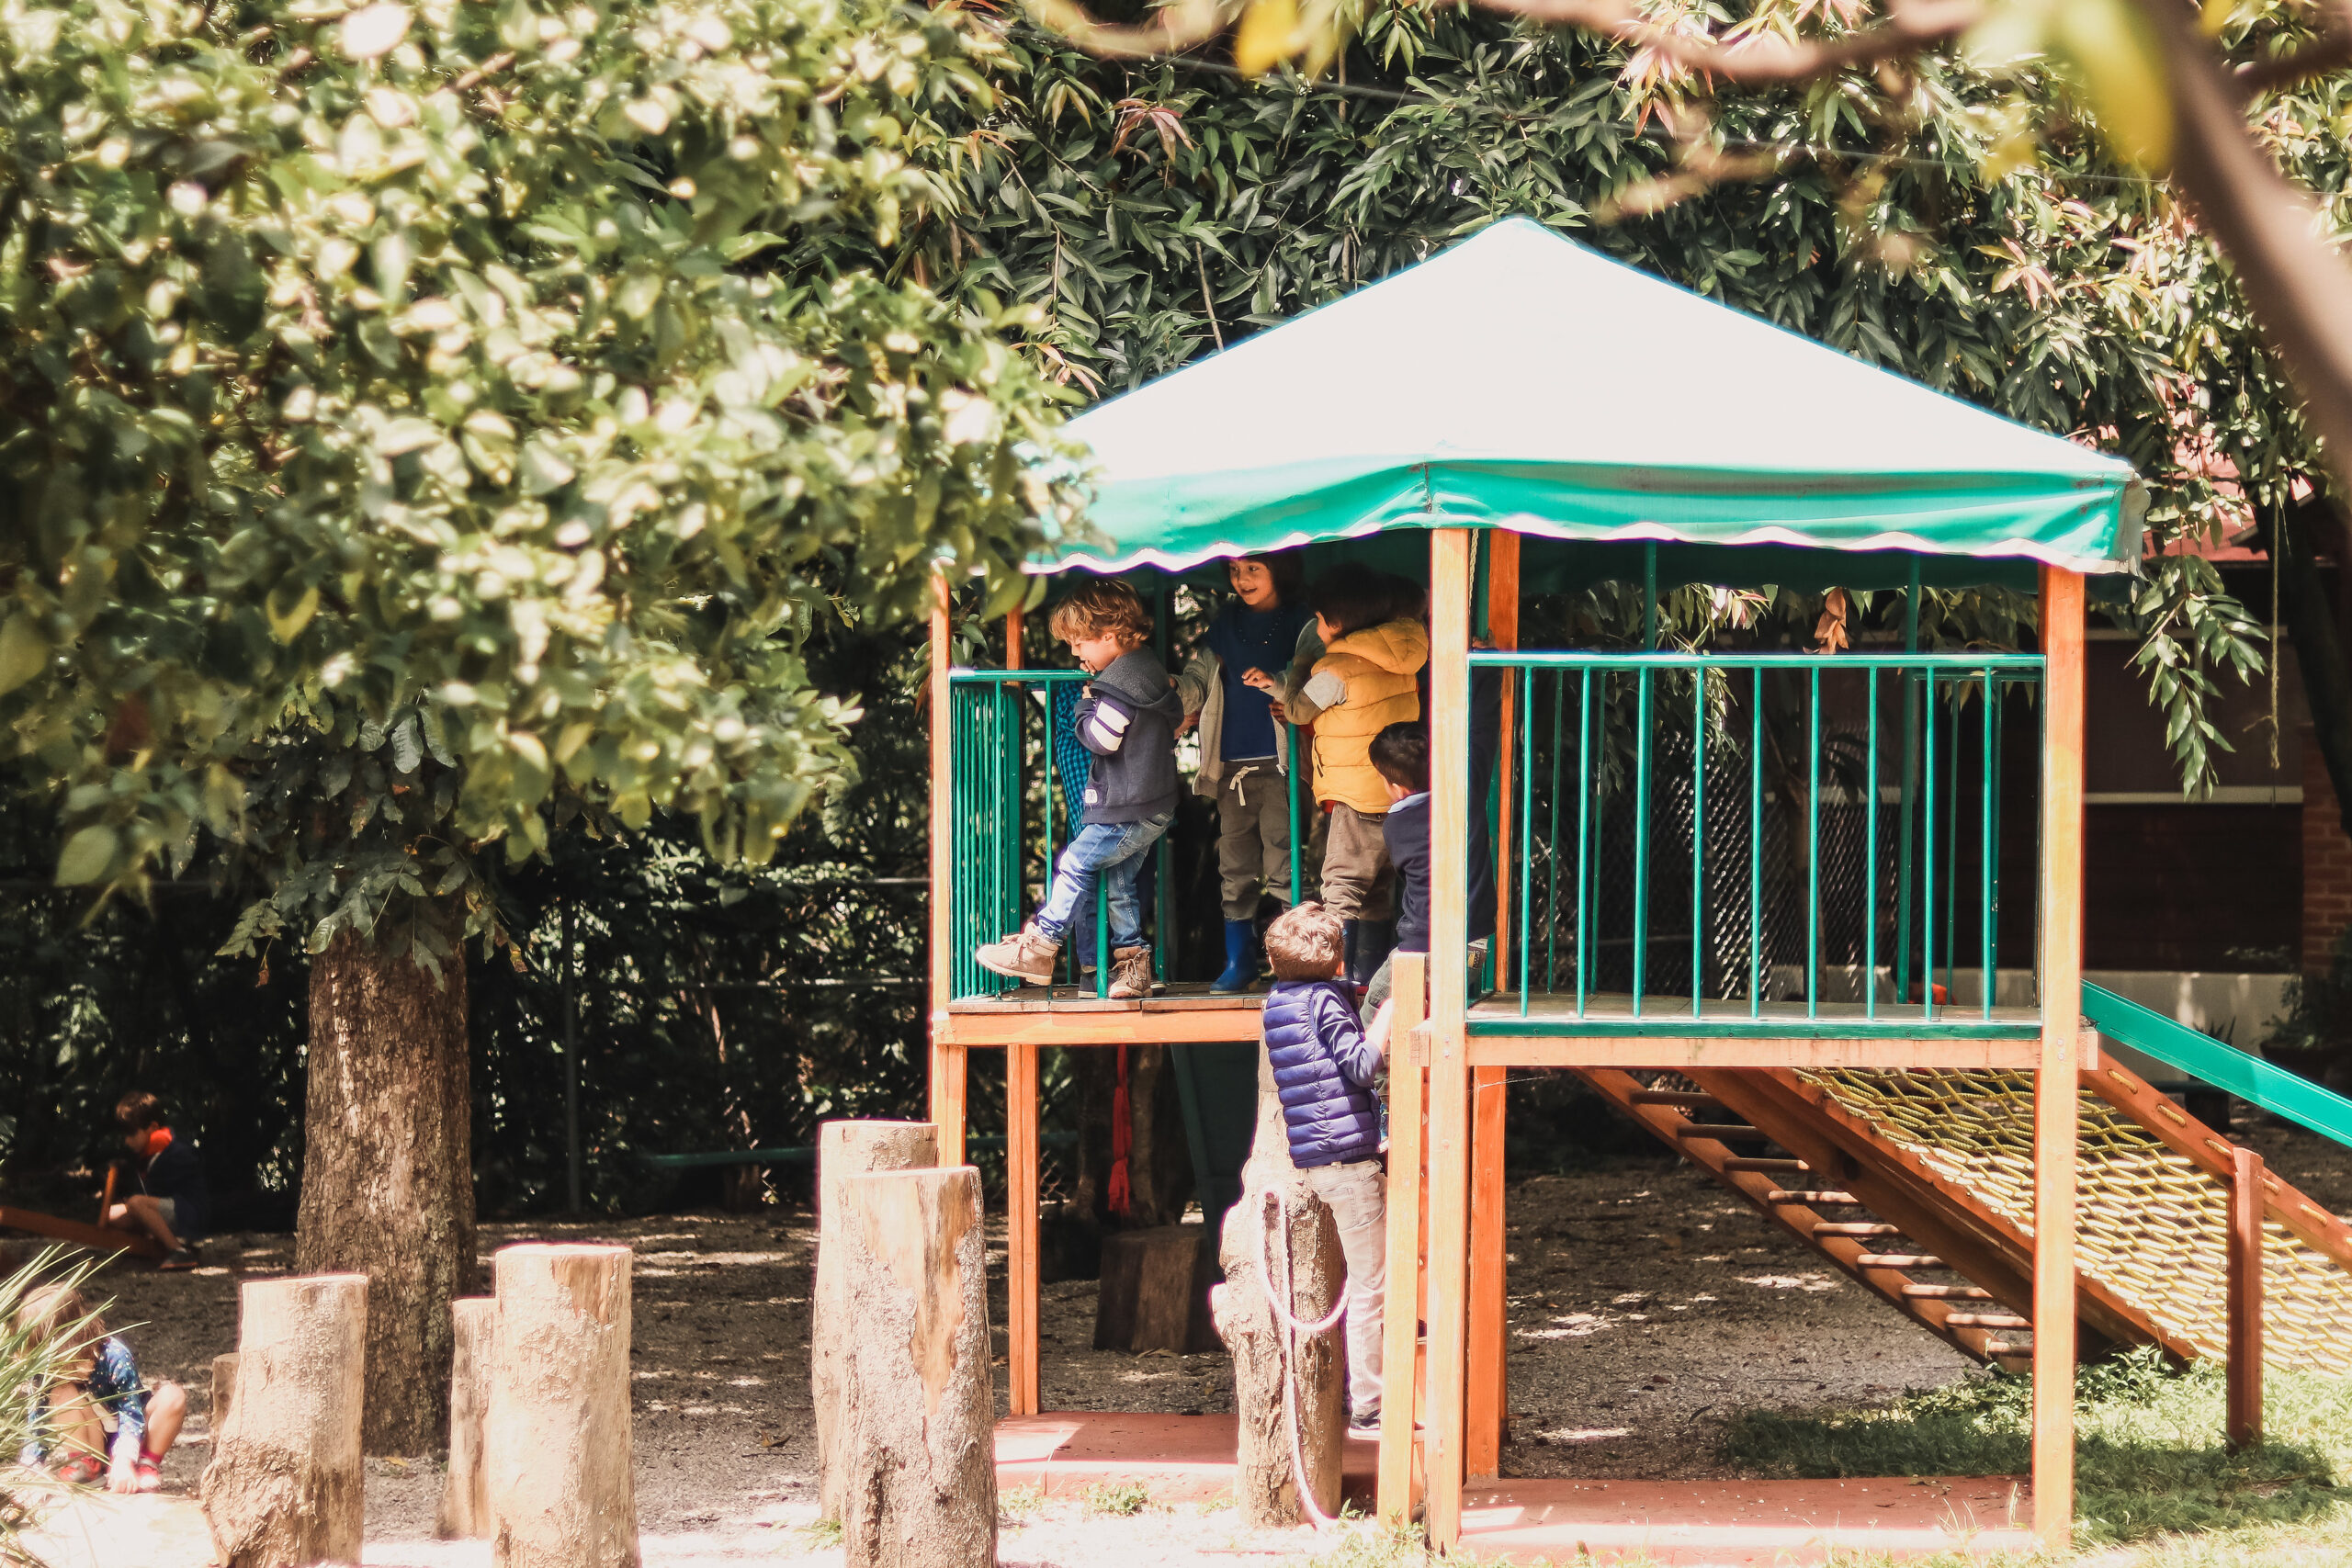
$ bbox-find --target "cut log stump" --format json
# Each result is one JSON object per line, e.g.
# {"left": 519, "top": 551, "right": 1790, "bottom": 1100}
{"left": 436, "top": 1296, "right": 496, "bottom": 1540}
{"left": 486, "top": 1244, "right": 637, "bottom": 1568}
{"left": 816, "top": 1119, "right": 938, "bottom": 1523}
{"left": 1210, "top": 1049, "right": 1342, "bottom": 1529}
{"left": 1094, "top": 1225, "right": 1220, "bottom": 1353}
{"left": 200, "top": 1273, "right": 368, "bottom": 1568}
{"left": 839, "top": 1166, "right": 994, "bottom": 1568}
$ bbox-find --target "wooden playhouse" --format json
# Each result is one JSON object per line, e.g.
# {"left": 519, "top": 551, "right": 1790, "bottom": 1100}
{"left": 920, "top": 219, "right": 2352, "bottom": 1560}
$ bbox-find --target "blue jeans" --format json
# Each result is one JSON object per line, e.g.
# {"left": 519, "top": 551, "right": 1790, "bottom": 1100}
{"left": 1035, "top": 813, "right": 1173, "bottom": 953}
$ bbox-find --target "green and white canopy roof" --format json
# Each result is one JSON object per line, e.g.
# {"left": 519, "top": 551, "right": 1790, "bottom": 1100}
{"left": 1041, "top": 218, "right": 2141, "bottom": 581}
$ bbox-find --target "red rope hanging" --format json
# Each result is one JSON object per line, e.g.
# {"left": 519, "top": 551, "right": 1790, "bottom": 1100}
{"left": 1107, "top": 1043, "right": 1133, "bottom": 1218}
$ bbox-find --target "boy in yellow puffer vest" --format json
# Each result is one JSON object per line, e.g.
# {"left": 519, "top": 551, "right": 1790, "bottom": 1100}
{"left": 1245, "top": 565, "right": 1428, "bottom": 987}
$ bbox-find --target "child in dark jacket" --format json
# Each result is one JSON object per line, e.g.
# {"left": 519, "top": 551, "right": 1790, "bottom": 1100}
{"left": 1360, "top": 723, "right": 1430, "bottom": 1026}
{"left": 105, "top": 1091, "right": 208, "bottom": 1269}
{"left": 976, "top": 579, "right": 1182, "bottom": 999}
{"left": 1261, "top": 901, "right": 1387, "bottom": 1433}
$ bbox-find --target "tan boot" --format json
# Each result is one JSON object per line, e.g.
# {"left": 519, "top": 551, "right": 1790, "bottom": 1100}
{"left": 1108, "top": 945, "right": 1154, "bottom": 1000}
{"left": 975, "top": 923, "right": 1060, "bottom": 985}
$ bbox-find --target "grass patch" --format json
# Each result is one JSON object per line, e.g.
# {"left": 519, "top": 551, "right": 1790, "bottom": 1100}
{"left": 1722, "top": 1347, "right": 2352, "bottom": 1551}
{"left": 797, "top": 1516, "right": 844, "bottom": 1549}
{"left": 1083, "top": 1479, "right": 1153, "bottom": 1516}
{"left": 998, "top": 1483, "right": 1045, "bottom": 1522}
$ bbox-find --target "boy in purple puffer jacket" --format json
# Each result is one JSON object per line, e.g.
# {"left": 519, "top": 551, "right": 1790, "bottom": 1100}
{"left": 1261, "top": 902, "right": 1387, "bottom": 1435}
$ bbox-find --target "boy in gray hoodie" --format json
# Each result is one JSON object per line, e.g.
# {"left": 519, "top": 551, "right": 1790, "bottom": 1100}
{"left": 975, "top": 579, "right": 1182, "bottom": 999}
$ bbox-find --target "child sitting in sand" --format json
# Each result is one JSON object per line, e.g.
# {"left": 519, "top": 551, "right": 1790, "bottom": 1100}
{"left": 17, "top": 1283, "right": 187, "bottom": 1493}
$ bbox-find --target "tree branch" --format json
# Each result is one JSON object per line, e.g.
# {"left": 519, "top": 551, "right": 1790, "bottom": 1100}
{"left": 2233, "top": 0, "right": 2352, "bottom": 92}
{"left": 1025, "top": 0, "right": 1234, "bottom": 60}
{"left": 1467, "top": 0, "right": 1980, "bottom": 83}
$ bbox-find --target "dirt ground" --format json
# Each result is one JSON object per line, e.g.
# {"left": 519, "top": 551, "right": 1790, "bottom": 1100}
{"left": 31, "top": 1105, "right": 2352, "bottom": 1565}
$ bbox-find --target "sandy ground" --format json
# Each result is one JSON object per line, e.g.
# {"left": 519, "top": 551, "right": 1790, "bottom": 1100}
{"left": 17, "top": 1106, "right": 2350, "bottom": 1565}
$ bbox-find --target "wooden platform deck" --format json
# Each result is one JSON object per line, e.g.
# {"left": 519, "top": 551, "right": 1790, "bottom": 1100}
{"left": 1464, "top": 992, "right": 2051, "bottom": 1068}
{"left": 993, "top": 1411, "right": 1374, "bottom": 1504}
{"left": 939, "top": 984, "right": 1264, "bottom": 1045}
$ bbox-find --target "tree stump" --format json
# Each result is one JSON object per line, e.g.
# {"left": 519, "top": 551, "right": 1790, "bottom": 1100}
{"left": 1094, "top": 1225, "right": 1220, "bottom": 1352}
{"left": 815, "top": 1119, "right": 938, "bottom": 1523}
{"left": 436, "top": 1297, "right": 496, "bottom": 1540}
{"left": 201, "top": 1274, "right": 368, "bottom": 1568}
{"left": 485, "top": 1245, "right": 637, "bottom": 1568}
{"left": 210, "top": 1353, "right": 238, "bottom": 1431}
{"left": 837, "top": 1166, "right": 994, "bottom": 1568}
{"left": 1210, "top": 1049, "right": 1343, "bottom": 1529}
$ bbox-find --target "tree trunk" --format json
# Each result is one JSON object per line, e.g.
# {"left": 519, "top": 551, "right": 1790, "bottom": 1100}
{"left": 2276, "top": 499, "right": 2352, "bottom": 845}
{"left": 300, "top": 928, "right": 476, "bottom": 1456}
{"left": 816, "top": 1121, "right": 939, "bottom": 1524}
{"left": 486, "top": 1244, "right": 638, "bottom": 1568}
{"left": 201, "top": 1274, "right": 368, "bottom": 1568}
{"left": 210, "top": 1352, "right": 238, "bottom": 1432}
{"left": 838, "top": 1167, "right": 995, "bottom": 1568}
{"left": 1210, "top": 1049, "right": 1343, "bottom": 1529}
{"left": 437, "top": 1296, "right": 496, "bottom": 1540}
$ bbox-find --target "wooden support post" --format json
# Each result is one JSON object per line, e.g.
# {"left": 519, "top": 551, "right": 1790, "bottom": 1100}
{"left": 1464, "top": 529, "right": 1517, "bottom": 1478}
{"left": 1212, "top": 1055, "right": 1345, "bottom": 1529}
{"left": 201, "top": 1274, "right": 368, "bottom": 1568}
{"left": 486, "top": 1244, "right": 637, "bottom": 1568}
{"left": 1465, "top": 1066, "right": 1508, "bottom": 1478}
{"left": 1423, "top": 527, "right": 1476, "bottom": 1549}
{"left": 436, "top": 1297, "right": 496, "bottom": 1540}
{"left": 2033, "top": 565, "right": 2084, "bottom": 1552}
{"left": 1376, "top": 953, "right": 1430, "bottom": 1523}
{"left": 817, "top": 1120, "right": 941, "bottom": 1521}
{"left": 929, "top": 573, "right": 967, "bottom": 1167}
{"left": 839, "top": 1167, "right": 997, "bottom": 1568}
{"left": 1007, "top": 1042, "right": 1041, "bottom": 1415}
{"left": 2228, "top": 1145, "right": 2266, "bottom": 1450}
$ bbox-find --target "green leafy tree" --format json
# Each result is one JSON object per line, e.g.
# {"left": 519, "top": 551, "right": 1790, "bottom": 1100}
{"left": 0, "top": 0, "right": 1064, "bottom": 1449}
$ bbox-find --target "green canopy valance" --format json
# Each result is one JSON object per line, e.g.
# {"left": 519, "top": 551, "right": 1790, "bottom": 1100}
{"left": 1038, "top": 218, "right": 2141, "bottom": 582}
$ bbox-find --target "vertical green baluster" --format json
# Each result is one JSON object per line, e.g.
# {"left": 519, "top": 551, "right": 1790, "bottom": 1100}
{"left": 1943, "top": 682, "right": 1960, "bottom": 1004}
{"left": 1807, "top": 665, "right": 1821, "bottom": 1021}
{"left": 1981, "top": 667, "right": 1996, "bottom": 1020}
{"left": 1922, "top": 669, "right": 1937, "bottom": 1022}
{"left": 1044, "top": 692, "right": 1065, "bottom": 988}
{"left": 1633, "top": 664, "right": 1652, "bottom": 1016}
{"left": 1750, "top": 667, "right": 1763, "bottom": 1019}
{"left": 1691, "top": 669, "right": 1705, "bottom": 1021}
{"left": 1865, "top": 666, "right": 1879, "bottom": 1021}
{"left": 1894, "top": 565, "right": 1922, "bottom": 1002}
{"left": 1521, "top": 664, "right": 1535, "bottom": 1018}
{"left": 1644, "top": 547, "right": 1659, "bottom": 650}
{"left": 1577, "top": 669, "right": 1593, "bottom": 1017}
{"left": 1988, "top": 672, "right": 2005, "bottom": 1018}
{"left": 1547, "top": 671, "right": 1565, "bottom": 995}
{"left": 1286, "top": 722, "right": 1302, "bottom": 907}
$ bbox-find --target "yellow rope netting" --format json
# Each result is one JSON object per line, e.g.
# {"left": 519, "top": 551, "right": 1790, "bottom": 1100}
{"left": 1799, "top": 1070, "right": 2352, "bottom": 1376}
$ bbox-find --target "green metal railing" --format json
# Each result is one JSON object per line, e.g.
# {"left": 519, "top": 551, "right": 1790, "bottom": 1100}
{"left": 1471, "top": 649, "right": 2044, "bottom": 1037}
{"left": 946, "top": 667, "right": 1306, "bottom": 1002}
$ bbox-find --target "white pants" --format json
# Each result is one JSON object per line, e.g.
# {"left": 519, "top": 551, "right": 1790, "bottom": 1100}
{"left": 1304, "top": 1159, "right": 1387, "bottom": 1417}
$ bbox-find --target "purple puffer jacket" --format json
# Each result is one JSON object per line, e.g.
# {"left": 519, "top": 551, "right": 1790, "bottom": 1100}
{"left": 1263, "top": 979, "right": 1383, "bottom": 1168}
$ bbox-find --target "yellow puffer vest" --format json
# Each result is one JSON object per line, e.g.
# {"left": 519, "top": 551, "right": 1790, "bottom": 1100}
{"left": 1310, "top": 619, "right": 1429, "bottom": 814}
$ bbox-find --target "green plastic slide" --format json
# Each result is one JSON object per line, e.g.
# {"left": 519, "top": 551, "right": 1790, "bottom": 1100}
{"left": 2082, "top": 982, "right": 2352, "bottom": 1150}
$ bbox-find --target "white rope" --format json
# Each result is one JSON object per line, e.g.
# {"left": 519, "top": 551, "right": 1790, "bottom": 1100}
{"left": 1253, "top": 1185, "right": 1346, "bottom": 1530}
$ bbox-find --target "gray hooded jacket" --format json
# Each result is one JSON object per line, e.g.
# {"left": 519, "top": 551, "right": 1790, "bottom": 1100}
{"left": 1075, "top": 648, "right": 1183, "bottom": 825}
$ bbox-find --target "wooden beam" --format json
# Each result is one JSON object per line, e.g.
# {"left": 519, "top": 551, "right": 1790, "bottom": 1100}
{"left": 1465, "top": 530, "right": 1519, "bottom": 1481}
{"left": 1464, "top": 1036, "right": 2045, "bottom": 1070}
{"left": 1377, "top": 953, "right": 1430, "bottom": 1524}
{"left": 1422, "top": 527, "right": 1476, "bottom": 1550}
{"left": 928, "top": 572, "right": 966, "bottom": 1166}
{"left": 1487, "top": 528, "right": 1520, "bottom": 990}
{"left": 2034, "top": 564, "right": 2085, "bottom": 1551}
{"left": 2228, "top": 1145, "right": 2265, "bottom": 1450}
{"left": 934, "top": 1010, "right": 1265, "bottom": 1048}
{"left": 1008, "top": 1040, "right": 1041, "bottom": 1416}
{"left": 1465, "top": 1066, "right": 1508, "bottom": 1478}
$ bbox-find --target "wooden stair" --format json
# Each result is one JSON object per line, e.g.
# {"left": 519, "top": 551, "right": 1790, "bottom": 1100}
{"left": 1593, "top": 1072, "right": 2061, "bottom": 1371}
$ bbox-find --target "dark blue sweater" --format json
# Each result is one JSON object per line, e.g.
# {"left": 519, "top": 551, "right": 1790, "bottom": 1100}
{"left": 1263, "top": 979, "right": 1382, "bottom": 1168}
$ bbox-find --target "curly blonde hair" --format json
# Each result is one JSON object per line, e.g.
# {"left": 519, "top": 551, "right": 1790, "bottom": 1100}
{"left": 1265, "top": 902, "right": 1345, "bottom": 981}
{"left": 1046, "top": 578, "right": 1152, "bottom": 649}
